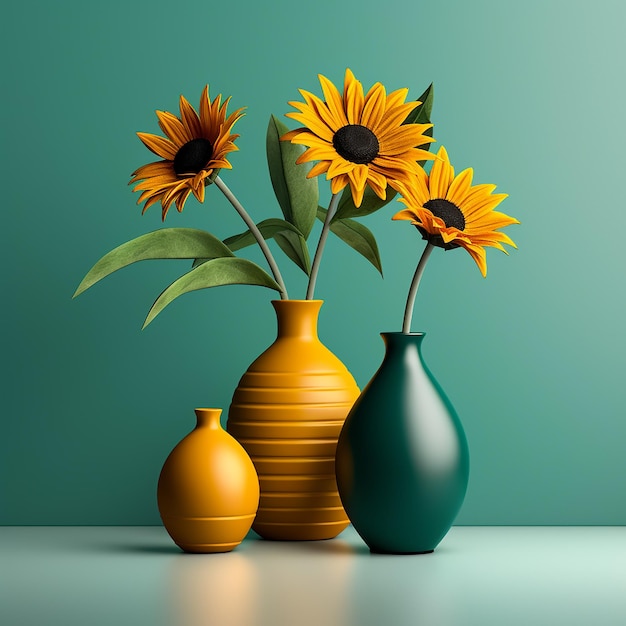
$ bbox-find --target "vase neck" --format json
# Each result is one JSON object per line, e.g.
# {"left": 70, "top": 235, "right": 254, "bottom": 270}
{"left": 272, "top": 300, "right": 322, "bottom": 339}
{"left": 381, "top": 332, "right": 426, "bottom": 360}
{"left": 194, "top": 408, "right": 222, "bottom": 430}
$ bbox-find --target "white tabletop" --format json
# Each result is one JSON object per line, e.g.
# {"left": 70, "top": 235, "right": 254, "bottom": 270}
{"left": 1, "top": 526, "right": 625, "bottom": 626}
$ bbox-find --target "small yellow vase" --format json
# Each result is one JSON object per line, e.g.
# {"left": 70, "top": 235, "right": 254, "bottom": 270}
{"left": 227, "top": 300, "right": 360, "bottom": 541}
{"left": 157, "top": 408, "right": 260, "bottom": 553}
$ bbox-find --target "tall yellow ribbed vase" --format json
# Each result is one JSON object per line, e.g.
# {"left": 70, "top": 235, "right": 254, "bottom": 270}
{"left": 227, "top": 300, "right": 360, "bottom": 540}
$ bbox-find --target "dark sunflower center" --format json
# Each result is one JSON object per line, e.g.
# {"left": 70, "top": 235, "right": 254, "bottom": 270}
{"left": 333, "top": 124, "right": 379, "bottom": 164}
{"left": 173, "top": 138, "right": 213, "bottom": 176}
{"left": 424, "top": 198, "right": 466, "bottom": 231}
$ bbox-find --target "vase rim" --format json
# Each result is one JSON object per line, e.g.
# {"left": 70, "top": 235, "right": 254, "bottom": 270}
{"left": 271, "top": 299, "right": 324, "bottom": 303}
{"left": 380, "top": 331, "right": 426, "bottom": 336}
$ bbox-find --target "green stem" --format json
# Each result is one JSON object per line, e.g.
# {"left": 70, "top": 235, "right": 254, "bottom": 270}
{"left": 306, "top": 193, "right": 340, "bottom": 300}
{"left": 214, "top": 175, "right": 288, "bottom": 300}
{"left": 402, "top": 242, "right": 434, "bottom": 334}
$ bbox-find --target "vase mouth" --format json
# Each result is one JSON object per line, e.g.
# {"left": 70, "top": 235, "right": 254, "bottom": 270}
{"left": 194, "top": 408, "right": 223, "bottom": 429}
{"left": 380, "top": 331, "right": 426, "bottom": 337}
{"left": 271, "top": 299, "right": 324, "bottom": 304}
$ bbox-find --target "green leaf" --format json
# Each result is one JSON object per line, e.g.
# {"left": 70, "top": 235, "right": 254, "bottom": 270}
{"left": 222, "top": 218, "right": 304, "bottom": 252}
{"left": 143, "top": 257, "right": 281, "bottom": 328}
{"left": 73, "top": 228, "right": 234, "bottom": 297}
{"left": 404, "top": 83, "right": 434, "bottom": 126}
{"left": 317, "top": 207, "right": 383, "bottom": 276}
{"left": 273, "top": 230, "right": 311, "bottom": 276}
{"left": 266, "top": 114, "right": 319, "bottom": 238}
{"left": 213, "top": 217, "right": 311, "bottom": 276}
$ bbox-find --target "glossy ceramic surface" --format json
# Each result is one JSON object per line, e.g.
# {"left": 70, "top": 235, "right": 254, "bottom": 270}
{"left": 336, "top": 333, "right": 469, "bottom": 554}
{"left": 227, "top": 300, "right": 360, "bottom": 540}
{"left": 157, "top": 408, "right": 260, "bottom": 553}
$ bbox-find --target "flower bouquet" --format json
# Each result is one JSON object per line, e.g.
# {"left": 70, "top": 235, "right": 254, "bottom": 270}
{"left": 73, "top": 69, "right": 438, "bottom": 542}
{"left": 73, "top": 70, "right": 435, "bottom": 322}
{"left": 74, "top": 68, "right": 518, "bottom": 546}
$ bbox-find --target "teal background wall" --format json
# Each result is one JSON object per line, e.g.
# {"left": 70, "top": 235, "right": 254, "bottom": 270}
{"left": 2, "top": 0, "right": 625, "bottom": 525}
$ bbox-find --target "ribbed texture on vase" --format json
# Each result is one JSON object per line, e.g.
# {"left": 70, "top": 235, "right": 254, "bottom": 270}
{"left": 228, "top": 368, "right": 359, "bottom": 540}
{"left": 161, "top": 514, "right": 257, "bottom": 553}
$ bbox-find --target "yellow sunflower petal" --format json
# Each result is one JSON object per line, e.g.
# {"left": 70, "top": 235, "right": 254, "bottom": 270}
{"left": 192, "top": 170, "right": 210, "bottom": 188}
{"left": 446, "top": 167, "right": 474, "bottom": 207}
{"left": 308, "top": 161, "right": 331, "bottom": 177}
{"left": 378, "top": 123, "right": 432, "bottom": 150}
{"left": 347, "top": 165, "right": 369, "bottom": 207}
{"left": 466, "top": 236, "right": 508, "bottom": 253}
{"left": 428, "top": 146, "right": 454, "bottom": 199}
{"left": 163, "top": 180, "right": 188, "bottom": 204}
{"left": 440, "top": 229, "right": 459, "bottom": 244}
{"left": 178, "top": 95, "right": 202, "bottom": 138}
{"left": 301, "top": 90, "right": 343, "bottom": 132}
{"left": 397, "top": 168, "right": 430, "bottom": 206}
{"left": 412, "top": 146, "right": 437, "bottom": 161}
{"left": 318, "top": 73, "right": 349, "bottom": 127}
{"left": 286, "top": 109, "right": 335, "bottom": 142}
{"left": 366, "top": 168, "right": 388, "bottom": 192}
{"left": 281, "top": 127, "right": 306, "bottom": 141}
{"left": 417, "top": 210, "right": 440, "bottom": 234}
{"left": 296, "top": 145, "right": 338, "bottom": 164}
{"left": 327, "top": 158, "right": 356, "bottom": 178}
{"left": 344, "top": 69, "right": 365, "bottom": 125}
{"left": 464, "top": 210, "right": 519, "bottom": 231}
{"left": 175, "top": 188, "right": 192, "bottom": 213}
{"left": 392, "top": 208, "right": 420, "bottom": 222}
{"left": 371, "top": 155, "right": 420, "bottom": 176}
{"left": 140, "top": 194, "right": 163, "bottom": 214}
{"left": 367, "top": 176, "right": 388, "bottom": 200}
{"left": 462, "top": 191, "right": 509, "bottom": 217}
{"left": 137, "top": 132, "right": 178, "bottom": 160}
{"left": 191, "top": 180, "right": 205, "bottom": 203}
{"left": 289, "top": 132, "right": 335, "bottom": 150}
{"left": 156, "top": 110, "right": 191, "bottom": 146}
{"left": 385, "top": 87, "right": 411, "bottom": 111}
{"left": 349, "top": 163, "right": 369, "bottom": 189}
{"left": 130, "top": 160, "right": 173, "bottom": 181}
{"left": 137, "top": 188, "right": 165, "bottom": 206}
{"left": 223, "top": 104, "right": 246, "bottom": 133}
{"left": 330, "top": 173, "right": 349, "bottom": 195}
{"left": 200, "top": 86, "right": 216, "bottom": 137}
{"left": 464, "top": 244, "right": 488, "bottom": 277}
{"left": 132, "top": 175, "right": 180, "bottom": 192}
{"left": 212, "top": 93, "right": 225, "bottom": 123}
{"left": 374, "top": 101, "right": 420, "bottom": 136}
{"left": 460, "top": 183, "right": 498, "bottom": 207}
{"left": 360, "top": 82, "right": 386, "bottom": 130}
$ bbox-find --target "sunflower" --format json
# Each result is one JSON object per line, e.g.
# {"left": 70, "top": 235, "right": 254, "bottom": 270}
{"left": 393, "top": 146, "right": 519, "bottom": 276}
{"left": 282, "top": 69, "right": 435, "bottom": 208}
{"left": 130, "top": 86, "right": 245, "bottom": 220}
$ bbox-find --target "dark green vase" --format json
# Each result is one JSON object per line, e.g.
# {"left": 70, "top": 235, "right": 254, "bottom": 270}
{"left": 335, "top": 332, "right": 469, "bottom": 554}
